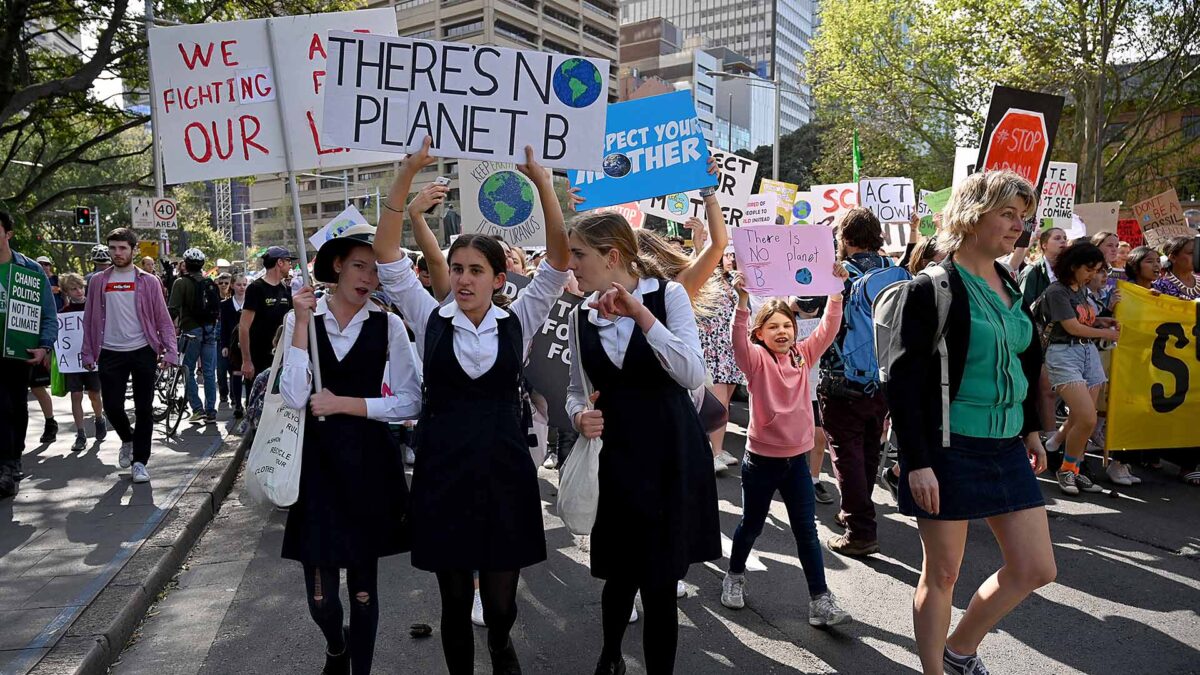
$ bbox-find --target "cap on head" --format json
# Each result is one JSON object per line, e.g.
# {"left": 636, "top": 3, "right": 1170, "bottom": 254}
{"left": 183, "top": 247, "right": 206, "bottom": 262}
{"left": 36, "top": 256, "right": 52, "bottom": 265}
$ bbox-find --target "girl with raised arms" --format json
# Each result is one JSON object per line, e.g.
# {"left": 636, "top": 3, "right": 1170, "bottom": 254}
{"left": 373, "top": 137, "right": 570, "bottom": 675}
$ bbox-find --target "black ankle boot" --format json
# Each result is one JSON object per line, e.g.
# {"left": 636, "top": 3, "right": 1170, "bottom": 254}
{"left": 489, "top": 638, "right": 522, "bottom": 675}
{"left": 593, "top": 654, "right": 626, "bottom": 675}
{"left": 321, "top": 627, "right": 350, "bottom": 675}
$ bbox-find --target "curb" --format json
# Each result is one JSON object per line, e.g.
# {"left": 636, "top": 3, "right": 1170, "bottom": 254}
{"left": 28, "top": 427, "right": 250, "bottom": 675}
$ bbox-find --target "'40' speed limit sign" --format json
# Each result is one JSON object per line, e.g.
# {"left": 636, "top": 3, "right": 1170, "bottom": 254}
{"left": 153, "top": 198, "right": 178, "bottom": 230}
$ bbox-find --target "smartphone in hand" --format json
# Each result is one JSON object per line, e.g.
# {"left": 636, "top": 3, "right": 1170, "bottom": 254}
{"left": 426, "top": 176, "right": 451, "bottom": 214}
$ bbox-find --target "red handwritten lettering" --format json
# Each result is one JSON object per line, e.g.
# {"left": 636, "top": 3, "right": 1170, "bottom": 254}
{"left": 178, "top": 42, "right": 215, "bottom": 70}
{"left": 312, "top": 70, "right": 325, "bottom": 95}
{"left": 239, "top": 115, "right": 267, "bottom": 159}
{"left": 308, "top": 33, "right": 327, "bottom": 60}
{"left": 184, "top": 122, "right": 213, "bottom": 163}
{"left": 219, "top": 40, "right": 239, "bottom": 67}
{"left": 307, "top": 110, "right": 346, "bottom": 156}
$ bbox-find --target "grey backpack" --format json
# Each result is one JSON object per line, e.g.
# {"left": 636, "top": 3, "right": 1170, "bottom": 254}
{"left": 872, "top": 265, "right": 953, "bottom": 448}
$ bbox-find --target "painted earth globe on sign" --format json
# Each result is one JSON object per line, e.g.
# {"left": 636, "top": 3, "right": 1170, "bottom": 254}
{"left": 666, "top": 193, "right": 690, "bottom": 216}
{"left": 793, "top": 199, "right": 811, "bottom": 222}
{"left": 323, "top": 217, "right": 358, "bottom": 242}
{"left": 479, "top": 171, "right": 535, "bottom": 227}
{"left": 552, "top": 58, "right": 603, "bottom": 108}
{"left": 603, "top": 153, "right": 632, "bottom": 178}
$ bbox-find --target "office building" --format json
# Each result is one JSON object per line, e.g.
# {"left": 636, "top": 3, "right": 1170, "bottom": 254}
{"left": 620, "top": 0, "right": 814, "bottom": 133}
{"left": 247, "top": 0, "right": 621, "bottom": 252}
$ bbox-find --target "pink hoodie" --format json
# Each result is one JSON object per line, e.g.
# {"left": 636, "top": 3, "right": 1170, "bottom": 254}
{"left": 731, "top": 299, "right": 842, "bottom": 457}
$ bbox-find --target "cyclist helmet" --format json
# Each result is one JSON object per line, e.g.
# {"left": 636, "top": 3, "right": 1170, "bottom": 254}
{"left": 90, "top": 245, "right": 111, "bottom": 263}
{"left": 183, "top": 247, "right": 206, "bottom": 263}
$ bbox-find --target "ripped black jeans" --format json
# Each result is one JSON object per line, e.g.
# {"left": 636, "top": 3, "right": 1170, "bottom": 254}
{"left": 303, "top": 561, "right": 379, "bottom": 673}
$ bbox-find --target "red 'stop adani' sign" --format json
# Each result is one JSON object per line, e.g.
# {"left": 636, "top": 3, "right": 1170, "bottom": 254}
{"left": 975, "top": 86, "right": 1064, "bottom": 192}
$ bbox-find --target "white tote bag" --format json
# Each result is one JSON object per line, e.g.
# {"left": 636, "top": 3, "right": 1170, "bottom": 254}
{"left": 558, "top": 309, "right": 601, "bottom": 536}
{"left": 245, "top": 330, "right": 306, "bottom": 507}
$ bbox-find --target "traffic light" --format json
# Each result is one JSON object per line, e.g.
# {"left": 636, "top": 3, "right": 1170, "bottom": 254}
{"left": 74, "top": 207, "right": 91, "bottom": 226}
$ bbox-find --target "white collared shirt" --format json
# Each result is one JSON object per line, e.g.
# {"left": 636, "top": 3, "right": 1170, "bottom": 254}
{"left": 279, "top": 297, "right": 422, "bottom": 422}
{"left": 564, "top": 277, "right": 705, "bottom": 427}
{"left": 378, "top": 257, "right": 570, "bottom": 379}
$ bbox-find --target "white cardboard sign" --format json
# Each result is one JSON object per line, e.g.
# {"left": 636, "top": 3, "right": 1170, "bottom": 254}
{"left": 1037, "top": 161, "right": 1077, "bottom": 229}
{"left": 322, "top": 32, "right": 610, "bottom": 170}
{"left": 859, "top": 177, "right": 915, "bottom": 223}
{"left": 638, "top": 148, "right": 758, "bottom": 227}
{"left": 148, "top": 9, "right": 400, "bottom": 184}
{"left": 810, "top": 183, "right": 859, "bottom": 228}
{"left": 743, "top": 194, "right": 778, "bottom": 226}
{"left": 459, "top": 160, "right": 549, "bottom": 247}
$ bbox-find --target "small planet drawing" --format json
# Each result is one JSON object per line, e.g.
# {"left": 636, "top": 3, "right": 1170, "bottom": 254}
{"left": 603, "top": 153, "right": 632, "bottom": 178}
{"left": 795, "top": 268, "right": 813, "bottom": 285}
{"left": 552, "top": 58, "right": 603, "bottom": 108}
{"left": 666, "top": 193, "right": 690, "bottom": 215}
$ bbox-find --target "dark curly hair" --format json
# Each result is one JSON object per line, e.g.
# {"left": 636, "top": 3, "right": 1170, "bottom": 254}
{"left": 1051, "top": 240, "right": 1105, "bottom": 284}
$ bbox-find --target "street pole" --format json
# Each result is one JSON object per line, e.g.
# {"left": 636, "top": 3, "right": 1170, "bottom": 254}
{"left": 727, "top": 93, "right": 733, "bottom": 151}
{"left": 342, "top": 169, "right": 349, "bottom": 208}
{"left": 240, "top": 213, "right": 249, "bottom": 265}
{"left": 374, "top": 187, "right": 381, "bottom": 223}
{"left": 145, "top": 0, "right": 169, "bottom": 254}
{"left": 772, "top": 74, "right": 781, "bottom": 181}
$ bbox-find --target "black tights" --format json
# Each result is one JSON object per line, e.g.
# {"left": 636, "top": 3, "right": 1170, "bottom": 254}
{"left": 600, "top": 578, "right": 678, "bottom": 674}
{"left": 435, "top": 570, "right": 521, "bottom": 675}
{"left": 303, "top": 561, "right": 379, "bottom": 674}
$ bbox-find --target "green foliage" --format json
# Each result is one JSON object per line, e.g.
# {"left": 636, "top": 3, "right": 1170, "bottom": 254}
{"left": 809, "top": 0, "right": 1200, "bottom": 201}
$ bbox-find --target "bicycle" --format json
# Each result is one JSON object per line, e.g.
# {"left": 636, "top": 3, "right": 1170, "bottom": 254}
{"left": 152, "top": 333, "right": 195, "bottom": 437}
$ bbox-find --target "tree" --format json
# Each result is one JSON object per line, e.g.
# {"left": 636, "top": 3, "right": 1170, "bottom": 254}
{"left": 734, "top": 122, "right": 825, "bottom": 189}
{"left": 809, "top": 0, "right": 1200, "bottom": 201}
{"left": 0, "top": 0, "right": 356, "bottom": 222}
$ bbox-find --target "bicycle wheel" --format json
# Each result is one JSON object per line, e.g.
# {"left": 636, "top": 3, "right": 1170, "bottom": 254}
{"left": 163, "top": 368, "right": 188, "bottom": 437}
{"left": 152, "top": 366, "right": 176, "bottom": 422}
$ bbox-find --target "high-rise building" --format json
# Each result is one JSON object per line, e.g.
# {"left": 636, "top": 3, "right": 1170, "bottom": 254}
{"left": 619, "top": 0, "right": 814, "bottom": 134}
{"left": 247, "top": 0, "right": 621, "bottom": 253}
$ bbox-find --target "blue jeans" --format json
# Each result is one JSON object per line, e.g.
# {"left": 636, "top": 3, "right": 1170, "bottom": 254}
{"left": 183, "top": 326, "right": 218, "bottom": 415}
{"left": 729, "top": 452, "right": 828, "bottom": 597}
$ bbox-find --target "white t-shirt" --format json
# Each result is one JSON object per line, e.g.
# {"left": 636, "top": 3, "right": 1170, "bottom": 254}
{"left": 102, "top": 267, "right": 149, "bottom": 351}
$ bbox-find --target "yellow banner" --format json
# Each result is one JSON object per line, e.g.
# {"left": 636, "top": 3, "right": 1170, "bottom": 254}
{"left": 1107, "top": 281, "right": 1200, "bottom": 451}
{"left": 758, "top": 179, "right": 798, "bottom": 221}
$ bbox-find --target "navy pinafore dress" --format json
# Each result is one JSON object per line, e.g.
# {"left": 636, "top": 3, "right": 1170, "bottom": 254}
{"left": 577, "top": 284, "right": 721, "bottom": 584}
{"left": 409, "top": 308, "right": 547, "bottom": 572}
{"left": 281, "top": 312, "right": 410, "bottom": 566}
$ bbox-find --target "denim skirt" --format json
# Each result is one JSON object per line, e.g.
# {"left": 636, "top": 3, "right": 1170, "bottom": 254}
{"left": 899, "top": 434, "right": 1045, "bottom": 521}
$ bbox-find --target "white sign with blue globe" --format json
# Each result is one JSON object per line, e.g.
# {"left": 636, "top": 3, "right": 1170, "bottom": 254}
{"left": 322, "top": 32, "right": 610, "bottom": 170}
{"left": 459, "top": 159, "right": 549, "bottom": 247}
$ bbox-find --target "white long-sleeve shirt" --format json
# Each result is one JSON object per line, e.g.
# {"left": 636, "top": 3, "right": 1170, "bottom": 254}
{"left": 378, "top": 257, "right": 570, "bottom": 378}
{"left": 279, "top": 298, "right": 422, "bottom": 422}
{"left": 565, "top": 277, "right": 705, "bottom": 429}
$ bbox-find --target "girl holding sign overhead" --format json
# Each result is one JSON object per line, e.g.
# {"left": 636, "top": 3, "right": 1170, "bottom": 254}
{"left": 279, "top": 224, "right": 424, "bottom": 675}
{"left": 374, "top": 138, "right": 570, "bottom": 675}
{"left": 565, "top": 210, "right": 721, "bottom": 675}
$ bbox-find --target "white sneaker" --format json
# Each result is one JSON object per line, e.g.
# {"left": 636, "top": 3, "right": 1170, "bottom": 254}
{"left": 402, "top": 444, "right": 416, "bottom": 466}
{"left": 629, "top": 591, "right": 640, "bottom": 623}
{"left": 716, "top": 450, "right": 739, "bottom": 466}
{"left": 542, "top": 452, "right": 558, "bottom": 470}
{"left": 721, "top": 572, "right": 746, "bottom": 609}
{"left": 118, "top": 442, "right": 133, "bottom": 469}
{"left": 471, "top": 588, "right": 486, "bottom": 627}
{"left": 808, "top": 591, "right": 852, "bottom": 627}
{"left": 1125, "top": 464, "right": 1142, "bottom": 484}
{"left": 676, "top": 580, "right": 686, "bottom": 598}
{"left": 714, "top": 456, "right": 728, "bottom": 475}
{"left": 131, "top": 462, "right": 150, "bottom": 484}
{"left": 1106, "top": 461, "right": 1133, "bottom": 486}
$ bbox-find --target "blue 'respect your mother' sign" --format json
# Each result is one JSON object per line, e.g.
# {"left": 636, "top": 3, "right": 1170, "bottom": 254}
{"left": 569, "top": 91, "right": 716, "bottom": 211}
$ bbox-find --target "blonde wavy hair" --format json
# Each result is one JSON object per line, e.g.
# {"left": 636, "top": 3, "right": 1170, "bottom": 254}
{"left": 937, "top": 170, "right": 1037, "bottom": 255}
{"left": 634, "top": 229, "right": 719, "bottom": 316}
{"left": 569, "top": 212, "right": 666, "bottom": 279}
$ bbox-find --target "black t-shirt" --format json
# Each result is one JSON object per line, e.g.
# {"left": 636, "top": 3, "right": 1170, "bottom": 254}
{"left": 1038, "top": 281, "right": 1096, "bottom": 344}
{"left": 244, "top": 277, "right": 292, "bottom": 370}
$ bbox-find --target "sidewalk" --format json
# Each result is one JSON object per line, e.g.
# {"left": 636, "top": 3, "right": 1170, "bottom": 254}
{"left": 0, "top": 391, "right": 245, "bottom": 675}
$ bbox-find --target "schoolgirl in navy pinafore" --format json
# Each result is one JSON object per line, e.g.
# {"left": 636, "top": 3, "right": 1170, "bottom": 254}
{"left": 577, "top": 283, "right": 721, "bottom": 584}
{"left": 409, "top": 307, "right": 547, "bottom": 571}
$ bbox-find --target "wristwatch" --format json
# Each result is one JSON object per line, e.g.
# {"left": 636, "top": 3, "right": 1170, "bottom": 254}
{"left": 699, "top": 185, "right": 717, "bottom": 197}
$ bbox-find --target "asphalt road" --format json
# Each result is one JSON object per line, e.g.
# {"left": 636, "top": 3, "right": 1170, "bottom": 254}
{"left": 110, "top": 406, "right": 1200, "bottom": 675}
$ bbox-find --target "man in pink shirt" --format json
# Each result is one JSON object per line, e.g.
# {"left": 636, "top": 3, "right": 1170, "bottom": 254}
{"left": 82, "top": 228, "right": 178, "bottom": 484}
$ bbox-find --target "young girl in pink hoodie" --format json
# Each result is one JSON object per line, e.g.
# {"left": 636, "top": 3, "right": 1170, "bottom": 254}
{"left": 721, "top": 265, "right": 852, "bottom": 627}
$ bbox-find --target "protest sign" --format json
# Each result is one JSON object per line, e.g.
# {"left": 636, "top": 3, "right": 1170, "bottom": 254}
{"left": 525, "top": 292, "right": 584, "bottom": 429}
{"left": 1117, "top": 218, "right": 1144, "bottom": 247}
{"left": 1037, "top": 161, "right": 1077, "bottom": 229}
{"left": 791, "top": 191, "right": 814, "bottom": 225}
{"left": 744, "top": 194, "right": 778, "bottom": 226}
{"left": 859, "top": 178, "right": 915, "bottom": 223}
{"left": 1107, "top": 281, "right": 1200, "bottom": 452}
{"left": 459, "top": 159, "right": 549, "bottom": 247}
{"left": 308, "top": 204, "right": 368, "bottom": 251}
{"left": 592, "top": 202, "right": 645, "bottom": 228}
{"left": 917, "top": 187, "right": 952, "bottom": 236}
{"left": 54, "top": 312, "right": 85, "bottom": 374}
{"left": 1073, "top": 202, "right": 1120, "bottom": 236}
{"left": 1, "top": 265, "right": 44, "bottom": 361}
{"left": 882, "top": 223, "right": 913, "bottom": 255}
{"left": 638, "top": 149, "right": 757, "bottom": 227}
{"left": 731, "top": 225, "right": 841, "bottom": 297}
{"left": 1132, "top": 188, "right": 1191, "bottom": 249}
{"left": 322, "top": 32, "right": 609, "bottom": 170}
{"left": 953, "top": 147, "right": 976, "bottom": 188}
{"left": 569, "top": 92, "right": 714, "bottom": 209}
{"left": 810, "top": 183, "right": 858, "bottom": 228}
{"left": 976, "top": 86, "right": 1064, "bottom": 190}
{"left": 148, "top": 9, "right": 399, "bottom": 183}
{"left": 1063, "top": 213, "right": 1088, "bottom": 240}
{"left": 759, "top": 179, "right": 798, "bottom": 221}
